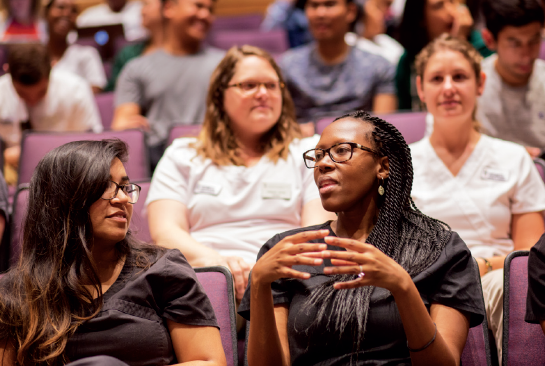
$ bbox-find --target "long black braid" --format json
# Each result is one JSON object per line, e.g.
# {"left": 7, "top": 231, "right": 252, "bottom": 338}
{"left": 301, "top": 111, "right": 451, "bottom": 358}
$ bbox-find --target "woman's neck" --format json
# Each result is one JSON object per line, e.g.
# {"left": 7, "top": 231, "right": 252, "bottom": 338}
{"left": 235, "top": 135, "right": 266, "bottom": 167}
{"left": 48, "top": 36, "right": 68, "bottom": 62}
{"left": 331, "top": 197, "right": 379, "bottom": 243}
{"left": 429, "top": 115, "right": 477, "bottom": 154}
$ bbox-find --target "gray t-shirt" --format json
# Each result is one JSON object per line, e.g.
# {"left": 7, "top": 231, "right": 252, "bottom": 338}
{"left": 477, "top": 54, "right": 545, "bottom": 148}
{"left": 279, "top": 42, "right": 395, "bottom": 122}
{"left": 115, "top": 48, "right": 225, "bottom": 147}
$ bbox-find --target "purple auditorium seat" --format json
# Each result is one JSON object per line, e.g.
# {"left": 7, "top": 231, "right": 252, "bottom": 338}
{"left": 503, "top": 251, "right": 545, "bottom": 365}
{"left": 376, "top": 111, "right": 427, "bottom": 144}
{"left": 211, "top": 14, "right": 263, "bottom": 32}
{"left": 95, "top": 92, "right": 115, "bottom": 130}
{"left": 130, "top": 180, "right": 151, "bottom": 243}
{"left": 18, "top": 129, "right": 150, "bottom": 185}
{"left": 195, "top": 267, "right": 238, "bottom": 366}
{"left": 167, "top": 124, "right": 202, "bottom": 147}
{"left": 209, "top": 29, "right": 289, "bottom": 54}
{"left": 534, "top": 158, "right": 545, "bottom": 183}
{"left": 9, "top": 185, "right": 29, "bottom": 267}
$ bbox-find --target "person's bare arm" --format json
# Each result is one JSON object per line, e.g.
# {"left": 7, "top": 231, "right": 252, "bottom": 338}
{"left": 167, "top": 321, "right": 226, "bottom": 366}
{"left": 148, "top": 199, "right": 251, "bottom": 299}
{"left": 372, "top": 94, "right": 397, "bottom": 114}
{"left": 476, "top": 211, "right": 544, "bottom": 276}
{"left": 111, "top": 103, "right": 150, "bottom": 131}
{"left": 541, "top": 320, "right": 545, "bottom": 335}
{"left": 301, "top": 198, "right": 336, "bottom": 227}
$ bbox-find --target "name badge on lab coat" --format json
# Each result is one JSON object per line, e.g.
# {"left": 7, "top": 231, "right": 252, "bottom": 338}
{"left": 194, "top": 181, "right": 222, "bottom": 196}
{"left": 262, "top": 182, "right": 292, "bottom": 200}
{"left": 481, "top": 168, "right": 509, "bottom": 182}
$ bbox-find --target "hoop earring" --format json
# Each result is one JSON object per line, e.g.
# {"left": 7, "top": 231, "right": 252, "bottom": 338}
{"left": 378, "top": 177, "right": 385, "bottom": 196}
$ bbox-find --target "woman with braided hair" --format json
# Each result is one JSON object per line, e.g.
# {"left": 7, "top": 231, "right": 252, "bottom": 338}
{"left": 238, "top": 110, "right": 485, "bottom": 365}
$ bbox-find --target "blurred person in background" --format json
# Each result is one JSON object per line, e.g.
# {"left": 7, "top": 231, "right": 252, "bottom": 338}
{"left": 280, "top": 0, "right": 397, "bottom": 136}
{"left": 261, "top": 0, "right": 312, "bottom": 48}
{"left": 0, "top": 44, "right": 101, "bottom": 184}
{"left": 112, "top": 0, "right": 224, "bottom": 170}
{"left": 77, "top": 0, "right": 147, "bottom": 41}
{"left": 0, "top": 0, "right": 46, "bottom": 42}
{"left": 105, "top": 0, "right": 164, "bottom": 91}
{"left": 411, "top": 34, "right": 545, "bottom": 360}
{"left": 146, "top": 46, "right": 334, "bottom": 302}
{"left": 46, "top": 0, "right": 107, "bottom": 93}
{"left": 345, "top": 0, "right": 404, "bottom": 65}
{"left": 478, "top": 0, "right": 545, "bottom": 158}
{"left": 396, "top": 0, "right": 493, "bottom": 111}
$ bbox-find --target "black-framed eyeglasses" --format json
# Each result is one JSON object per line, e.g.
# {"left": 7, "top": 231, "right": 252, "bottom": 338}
{"left": 226, "top": 81, "right": 285, "bottom": 95}
{"left": 303, "top": 142, "right": 380, "bottom": 169}
{"left": 101, "top": 181, "right": 142, "bottom": 204}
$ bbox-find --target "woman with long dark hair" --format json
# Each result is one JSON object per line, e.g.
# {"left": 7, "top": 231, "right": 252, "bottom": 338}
{"left": 239, "top": 111, "right": 485, "bottom": 365}
{"left": 0, "top": 140, "right": 226, "bottom": 366}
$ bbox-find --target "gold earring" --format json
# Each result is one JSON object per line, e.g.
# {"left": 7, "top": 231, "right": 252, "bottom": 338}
{"left": 378, "top": 177, "right": 385, "bottom": 196}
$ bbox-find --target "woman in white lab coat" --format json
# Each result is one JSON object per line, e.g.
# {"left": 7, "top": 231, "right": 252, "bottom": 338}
{"left": 410, "top": 33, "right": 545, "bottom": 359}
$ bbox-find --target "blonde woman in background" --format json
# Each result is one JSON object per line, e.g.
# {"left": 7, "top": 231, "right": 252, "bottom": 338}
{"left": 410, "top": 34, "right": 545, "bottom": 360}
{"left": 146, "top": 45, "right": 335, "bottom": 301}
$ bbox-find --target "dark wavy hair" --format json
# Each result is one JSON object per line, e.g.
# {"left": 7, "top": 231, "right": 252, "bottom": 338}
{"left": 0, "top": 139, "right": 163, "bottom": 366}
{"left": 194, "top": 45, "right": 301, "bottom": 166}
{"left": 302, "top": 111, "right": 451, "bottom": 358}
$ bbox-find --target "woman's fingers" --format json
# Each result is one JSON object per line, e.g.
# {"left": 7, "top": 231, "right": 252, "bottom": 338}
{"left": 284, "top": 243, "right": 327, "bottom": 255}
{"left": 323, "top": 236, "right": 373, "bottom": 252}
{"left": 333, "top": 278, "right": 366, "bottom": 290}
{"left": 330, "top": 258, "right": 358, "bottom": 266}
{"left": 284, "top": 230, "right": 330, "bottom": 245}
{"left": 324, "top": 264, "right": 363, "bottom": 275}
{"left": 279, "top": 255, "right": 323, "bottom": 267}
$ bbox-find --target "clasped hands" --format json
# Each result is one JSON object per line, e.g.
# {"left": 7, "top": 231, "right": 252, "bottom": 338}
{"left": 252, "top": 230, "right": 412, "bottom": 295}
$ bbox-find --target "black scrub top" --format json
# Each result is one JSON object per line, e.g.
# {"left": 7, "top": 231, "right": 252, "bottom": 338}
{"left": 65, "top": 249, "right": 218, "bottom": 365}
{"left": 526, "top": 233, "right": 545, "bottom": 324}
{"left": 239, "top": 222, "right": 485, "bottom": 366}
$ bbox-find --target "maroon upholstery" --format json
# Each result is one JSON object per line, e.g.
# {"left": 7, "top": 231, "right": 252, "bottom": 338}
{"left": 130, "top": 180, "right": 151, "bottom": 243}
{"left": 166, "top": 125, "right": 202, "bottom": 147}
{"left": 376, "top": 112, "right": 427, "bottom": 144}
{"left": 316, "top": 112, "right": 427, "bottom": 145}
{"left": 95, "top": 92, "right": 115, "bottom": 130}
{"left": 195, "top": 267, "right": 238, "bottom": 366}
{"left": 211, "top": 14, "right": 263, "bottom": 32}
{"left": 209, "top": 30, "right": 288, "bottom": 54}
{"left": 503, "top": 252, "right": 545, "bottom": 365}
{"left": 534, "top": 158, "right": 545, "bottom": 183}
{"left": 461, "top": 323, "right": 492, "bottom": 366}
{"left": 18, "top": 129, "right": 149, "bottom": 185}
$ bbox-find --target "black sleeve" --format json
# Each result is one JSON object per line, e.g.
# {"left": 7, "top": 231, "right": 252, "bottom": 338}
{"left": 150, "top": 250, "right": 219, "bottom": 328}
{"left": 418, "top": 232, "right": 486, "bottom": 328}
{"left": 526, "top": 234, "right": 545, "bottom": 323}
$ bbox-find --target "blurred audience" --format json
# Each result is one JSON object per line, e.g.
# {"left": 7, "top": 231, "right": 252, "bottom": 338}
{"left": 261, "top": 0, "right": 312, "bottom": 48}
{"left": 105, "top": 0, "right": 164, "bottom": 91}
{"left": 478, "top": 0, "right": 545, "bottom": 157}
{"left": 112, "top": 0, "right": 224, "bottom": 169}
{"left": 345, "top": 0, "right": 404, "bottom": 65}
{"left": 0, "top": 0, "right": 46, "bottom": 42}
{"left": 0, "top": 44, "right": 101, "bottom": 183}
{"left": 0, "top": 171, "right": 8, "bottom": 272}
{"left": 410, "top": 34, "right": 545, "bottom": 360}
{"left": 46, "top": 0, "right": 107, "bottom": 93}
{"left": 397, "top": 0, "right": 493, "bottom": 111}
{"left": 280, "top": 0, "right": 396, "bottom": 135}
{"left": 76, "top": 0, "right": 147, "bottom": 41}
{"left": 146, "top": 46, "right": 334, "bottom": 301}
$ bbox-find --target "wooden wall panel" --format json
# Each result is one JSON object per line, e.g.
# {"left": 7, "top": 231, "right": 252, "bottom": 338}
{"left": 73, "top": 0, "right": 274, "bottom": 16}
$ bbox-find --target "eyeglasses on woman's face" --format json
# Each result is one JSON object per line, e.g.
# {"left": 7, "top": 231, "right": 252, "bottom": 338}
{"left": 101, "top": 181, "right": 142, "bottom": 204}
{"left": 226, "top": 81, "right": 284, "bottom": 96}
{"left": 303, "top": 142, "right": 379, "bottom": 169}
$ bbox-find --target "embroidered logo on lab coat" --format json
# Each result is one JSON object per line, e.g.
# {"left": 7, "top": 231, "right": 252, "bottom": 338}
{"left": 194, "top": 181, "right": 222, "bottom": 196}
{"left": 481, "top": 167, "right": 509, "bottom": 182}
